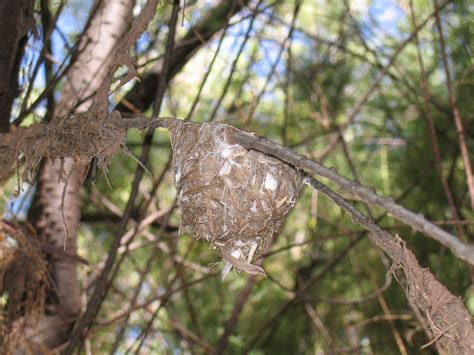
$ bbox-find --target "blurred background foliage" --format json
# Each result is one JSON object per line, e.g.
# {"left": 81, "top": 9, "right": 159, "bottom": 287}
{"left": 1, "top": 0, "right": 474, "bottom": 353}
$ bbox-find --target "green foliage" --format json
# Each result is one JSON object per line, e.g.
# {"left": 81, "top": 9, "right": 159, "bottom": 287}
{"left": 3, "top": 0, "right": 473, "bottom": 353}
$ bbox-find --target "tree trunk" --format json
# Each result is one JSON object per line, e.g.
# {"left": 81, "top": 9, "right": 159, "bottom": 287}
{"left": 0, "top": 0, "right": 34, "bottom": 132}
{"left": 2, "top": 1, "right": 251, "bottom": 352}
{"left": 19, "top": 0, "right": 134, "bottom": 352}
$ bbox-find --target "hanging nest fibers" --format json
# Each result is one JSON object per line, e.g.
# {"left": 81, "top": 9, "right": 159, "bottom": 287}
{"left": 168, "top": 121, "right": 302, "bottom": 278}
{"left": 0, "top": 221, "right": 47, "bottom": 350}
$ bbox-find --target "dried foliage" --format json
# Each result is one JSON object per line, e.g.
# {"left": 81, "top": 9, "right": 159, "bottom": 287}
{"left": 369, "top": 230, "right": 474, "bottom": 353}
{"left": 0, "top": 112, "right": 127, "bottom": 184}
{"left": 304, "top": 175, "right": 474, "bottom": 354}
{"left": 169, "top": 121, "right": 302, "bottom": 277}
{"left": 0, "top": 221, "right": 48, "bottom": 352}
{"left": 0, "top": 0, "right": 161, "bottom": 185}
{"left": 399, "top": 245, "right": 474, "bottom": 353}
{"left": 369, "top": 228, "right": 474, "bottom": 353}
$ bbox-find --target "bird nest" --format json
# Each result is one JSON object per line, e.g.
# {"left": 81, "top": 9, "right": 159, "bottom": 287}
{"left": 168, "top": 121, "right": 302, "bottom": 277}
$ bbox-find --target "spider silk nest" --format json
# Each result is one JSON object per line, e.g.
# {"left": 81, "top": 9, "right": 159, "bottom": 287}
{"left": 169, "top": 121, "right": 302, "bottom": 278}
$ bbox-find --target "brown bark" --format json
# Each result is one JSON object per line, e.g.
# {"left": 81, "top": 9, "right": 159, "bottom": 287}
{"left": 0, "top": 0, "right": 34, "bottom": 132}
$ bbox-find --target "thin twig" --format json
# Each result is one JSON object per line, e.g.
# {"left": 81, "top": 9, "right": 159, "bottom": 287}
{"left": 64, "top": 1, "right": 163, "bottom": 352}
{"left": 231, "top": 127, "right": 474, "bottom": 265}
{"left": 433, "top": 0, "right": 474, "bottom": 211}
{"left": 409, "top": 0, "right": 465, "bottom": 240}
{"left": 110, "top": 114, "right": 474, "bottom": 265}
{"left": 420, "top": 322, "right": 458, "bottom": 350}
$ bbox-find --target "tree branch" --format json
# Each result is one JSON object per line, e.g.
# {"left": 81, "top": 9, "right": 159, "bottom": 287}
{"left": 302, "top": 175, "right": 474, "bottom": 353}
{"left": 115, "top": 0, "right": 251, "bottom": 114}
{"left": 113, "top": 116, "right": 474, "bottom": 266}
{"left": 2, "top": 112, "right": 472, "bottom": 266}
{"left": 231, "top": 127, "right": 474, "bottom": 265}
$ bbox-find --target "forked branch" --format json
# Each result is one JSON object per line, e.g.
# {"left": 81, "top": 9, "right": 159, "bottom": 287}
{"left": 114, "top": 115, "right": 474, "bottom": 266}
